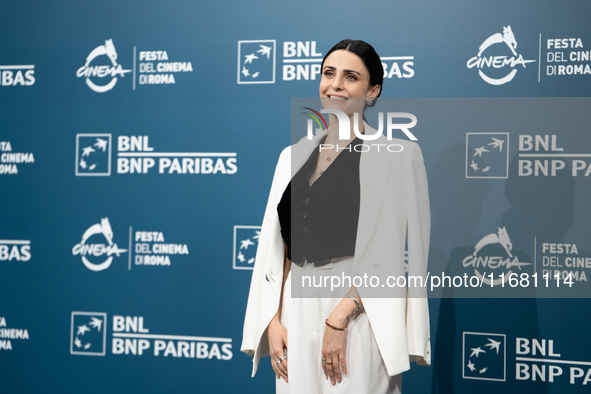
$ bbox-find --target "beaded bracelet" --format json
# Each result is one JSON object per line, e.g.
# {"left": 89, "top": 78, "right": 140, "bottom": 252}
{"left": 325, "top": 319, "right": 347, "bottom": 331}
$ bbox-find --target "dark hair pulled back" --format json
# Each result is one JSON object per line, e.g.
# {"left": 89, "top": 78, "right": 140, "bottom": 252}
{"left": 321, "top": 39, "right": 383, "bottom": 97}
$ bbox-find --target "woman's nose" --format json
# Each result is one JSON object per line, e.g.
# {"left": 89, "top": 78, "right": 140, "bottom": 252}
{"left": 331, "top": 74, "right": 344, "bottom": 90}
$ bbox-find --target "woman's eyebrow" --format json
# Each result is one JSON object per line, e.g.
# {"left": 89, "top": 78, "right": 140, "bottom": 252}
{"left": 322, "top": 66, "right": 362, "bottom": 76}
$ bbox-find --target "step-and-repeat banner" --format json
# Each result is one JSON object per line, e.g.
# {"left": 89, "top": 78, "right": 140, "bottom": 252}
{"left": 1, "top": 1, "right": 590, "bottom": 393}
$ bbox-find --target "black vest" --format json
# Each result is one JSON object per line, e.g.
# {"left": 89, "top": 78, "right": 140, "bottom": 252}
{"left": 277, "top": 137, "right": 361, "bottom": 266}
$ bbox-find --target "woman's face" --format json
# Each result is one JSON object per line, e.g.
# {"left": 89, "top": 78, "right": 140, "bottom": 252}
{"left": 319, "top": 50, "right": 380, "bottom": 114}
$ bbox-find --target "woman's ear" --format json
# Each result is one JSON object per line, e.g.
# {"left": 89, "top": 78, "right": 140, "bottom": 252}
{"left": 368, "top": 84, "right": 381, "bottom": 98}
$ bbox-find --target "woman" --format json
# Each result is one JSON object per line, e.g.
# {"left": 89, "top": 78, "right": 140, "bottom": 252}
{"left": 242, "top": 40, "right": 431, "bottom": 394}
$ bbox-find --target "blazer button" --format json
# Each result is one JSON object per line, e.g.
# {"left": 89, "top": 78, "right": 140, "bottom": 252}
{"left": 304, "top": 198, "right": 310, "bottom": 204}
{"left": 302, "top": 226, "right": 308, "bottom": 232}
{"left": 374, "top": 263, "right": 379, "bottom": 268}
{"left": 302, "top": 212, "right": 308, "bottom": 219}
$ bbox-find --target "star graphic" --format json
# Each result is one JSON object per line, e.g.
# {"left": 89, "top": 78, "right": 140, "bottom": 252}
{"left": 482, "top": 166, "right": 491, "bottom": 173}
{"left": 77, "top": 324, "right": 90, "bottom": 336}
{"left": 252, "top": 72, "right": 260, "bottom": 78}
{"left": 80, "top": 159, "right": 87, "bottom": 169}
{"left": 74, "top": 337, "right": 82, "bottom": 348}
{"left": 485, "top": 338, "right": 501, "bottom": 354}
{"left": 470, "top": 346, "right": 486, "bottom": 358}
{"left": 94, "top": 138, "right": 108, "bottom": 152}
{"left": 244, "top": 53, "right": 258, "bottom": 64}
{"left": 253, "top": 231, "right": 261, "bottom": 242}
{"left": 241, "top": 66, "right": 250, "bottom": 77}
{"left": 237, "top": 251, "right": 245, "bottom": 263}
{"left": 470, "top": 160, "right": 479, "bottom": 171}
{"left": 488, "top": 138, "right": 504, "bottom": 152}
{"left": 248, "top": 257, "right": 255, "bottom": 264}
{"left": 257, "top": 45, "right": 272, "bottom": 58}
{"left": 473, "top": 146, "right": 489, "bottom": 157}
{"left": 479, "top": 367, "right": 488, "bottom": 374}
{"left": 84, "top": 343, "right": 91, "bottom": 350}
{"left": 89, "top": 317, "right": 103, "bottom": 332}
{"left": 467, "top": 360, "right": 476, "bottom": 372}
{"left": 240, "top": 238, "right": 254, "bottom": 250}
{"left": 82, "top": 146, "right": 95, "bottom": 157}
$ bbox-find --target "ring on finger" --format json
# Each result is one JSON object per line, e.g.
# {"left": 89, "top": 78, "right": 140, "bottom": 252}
{"left": 321, "top": 359, "right": 327, "bottom": 363}
{"left": 278, "top": 356, "right": 286, "bottom": 363}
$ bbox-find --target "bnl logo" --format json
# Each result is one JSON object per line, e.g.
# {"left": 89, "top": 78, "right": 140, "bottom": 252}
{"left": 237, "top": 40, "right": 276, "bottom": 84}
{"left": 463, "top": 331, "right": 506, "bottom": 381}
{"left": 70, "top": 312, "right": 107, "bottom": 356}
{"left": 233, "top": 225, "right": 261, "bottom": 270}
{"left": 466, "top": 133, "right": 509, "bottom": 179}
{"left": 76, "top": 134, "right": 111, "bottom": 176}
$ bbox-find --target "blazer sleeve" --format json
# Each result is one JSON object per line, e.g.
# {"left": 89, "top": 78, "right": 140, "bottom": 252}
{"left": 241, "top": 146, "right": 290, "bottom": 376}
{"left": 405, "top": 142, "right": 432, "bottom": 366}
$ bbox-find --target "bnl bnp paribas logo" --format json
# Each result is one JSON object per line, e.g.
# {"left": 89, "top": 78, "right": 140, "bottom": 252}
{"left": 76, "top": 134, "right": 111, "bottom": 176}
{"left": 70, "top": 313, "right": 233, "bottom": 360}
{"left": 465, "top": 133, "right": 509, "bottom": 179}
{"left": 463, "top": 332, "right": 506, "bottom": 381}
{"left": 237, "top": 40, "right": 276, "bottom": 84}
{"left": 76, "top": 39, "right": 131, "bottom": 93}
{"left": 72, "top": 218, "right": 127, "bottom": 272}
{"left": 467, "top": 26, "right": 536, "bottom": 85}
{"left": 70, "top": 312, "right": 107, "bottom": 356}
{"left": 75, "top": 133, "right": 237, "bottom": 176}
{"left": 238, "top": 40, "right": 415, "bottom": 84}
{"left": 233, "top": 226, "right": 261, "bottom": 270}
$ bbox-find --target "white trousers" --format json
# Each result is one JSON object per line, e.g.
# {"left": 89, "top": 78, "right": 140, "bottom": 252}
{"left": 276, "top": 259, "right": 402, "bottom": 394}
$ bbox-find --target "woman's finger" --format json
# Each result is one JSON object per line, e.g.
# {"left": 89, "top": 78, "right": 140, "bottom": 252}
{"left": 272, "top": 357, "right": 288, "bottom": 382}
{"left": 327, "top": 355, "right": 337, "bottom": 385}
{"left": 339, "top": 350, "right": 348, "bottom": 377}
{"left": 334, "top": 354, "right": 343, "bottom": 383}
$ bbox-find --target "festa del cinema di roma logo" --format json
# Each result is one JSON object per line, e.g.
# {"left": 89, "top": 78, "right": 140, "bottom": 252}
{"left": 76, "top": 39, "right": 131, "bottom": 93}
{"left": 462, "top": 227, "right": 531, "bottom": 285}
{"left": 72, "top": 218, "right": 127, "bottom": 271}
{"left": 467, "top": 25, "right": 535, "bottom": 85}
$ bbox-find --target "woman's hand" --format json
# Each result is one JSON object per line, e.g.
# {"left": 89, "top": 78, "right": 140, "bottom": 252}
{"left": 268, "top": 316, "right": 288, "bottom": 382}
{"left": 322, "top": 316, "right": 348, "bottom": 385}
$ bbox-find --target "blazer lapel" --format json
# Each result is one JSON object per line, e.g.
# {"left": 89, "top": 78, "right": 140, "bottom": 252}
{"left": 354, "top": 134, "right": 390, "bottom": 264}
{"left": 290, "top": 130, "right": 328, "bottom": 176}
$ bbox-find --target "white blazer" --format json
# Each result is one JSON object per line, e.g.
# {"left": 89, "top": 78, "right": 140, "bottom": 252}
{"left": 241, "top": 125, "right": 431, "bottom": 377}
